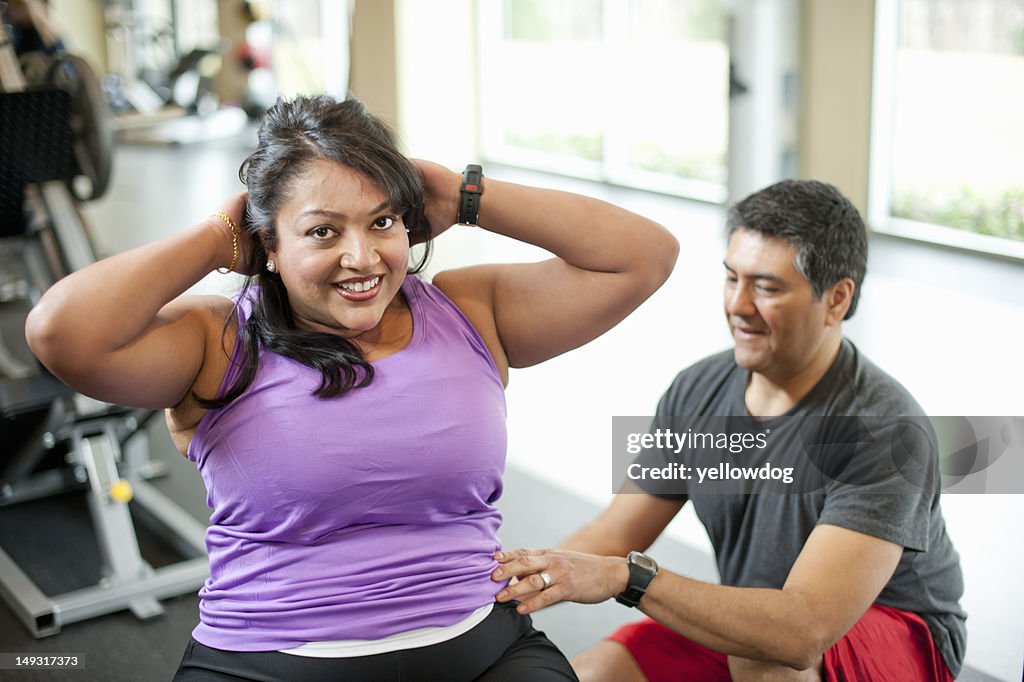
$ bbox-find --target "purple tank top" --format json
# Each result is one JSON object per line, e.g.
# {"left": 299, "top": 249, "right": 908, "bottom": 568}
{"left": 187, "top": 275, "right": 508, "bottom": 651}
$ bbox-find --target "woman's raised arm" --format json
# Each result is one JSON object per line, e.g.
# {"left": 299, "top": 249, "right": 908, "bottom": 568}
{"left": 24, "top": 194, "right": 247, "bottom": 409}
{"left": 421, "top": 162, "right": 679, "bottom": 374}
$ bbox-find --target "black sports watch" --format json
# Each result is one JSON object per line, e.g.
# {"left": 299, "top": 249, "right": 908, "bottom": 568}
{"left": 615, "top": 551, "right": 659, "bottom": 608}
{"left": 457, "top": 164, "right": 484, "bottom": 226}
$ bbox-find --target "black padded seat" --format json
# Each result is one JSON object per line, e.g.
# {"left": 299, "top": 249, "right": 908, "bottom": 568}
{"left": 0, "top": 372, "right": 74, "bottom": 419}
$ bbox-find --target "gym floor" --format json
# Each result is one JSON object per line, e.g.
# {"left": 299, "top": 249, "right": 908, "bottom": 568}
{"left": 0, "top": 131, "right": 1011, "bottom": 681}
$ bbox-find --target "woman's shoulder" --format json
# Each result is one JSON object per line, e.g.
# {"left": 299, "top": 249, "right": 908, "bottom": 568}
{"left": 427, "top": 266, "right": 502, "bottom": 312}
{"left": 165, "top": 293, "right": 241, "bottom": 455}
{"left": 422, "top": 268, "right": 509, "bottom": 385}
{"left": 407, "top": 270, "right": 482, "bottom": 321}
{"left": 173, "top": 294, "right": 240, "bottom": 347}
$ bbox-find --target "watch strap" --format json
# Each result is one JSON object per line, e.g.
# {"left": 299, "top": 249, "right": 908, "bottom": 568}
{"left": 615, "top": 551, "right": 659, "bottom": 608}
{"left": 457, "top": 164, "right": 483, "bottom": 226}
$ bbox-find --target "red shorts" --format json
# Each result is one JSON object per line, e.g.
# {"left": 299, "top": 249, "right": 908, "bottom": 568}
{"left": 608, "top": 604, "right": 954, "bottom": 682}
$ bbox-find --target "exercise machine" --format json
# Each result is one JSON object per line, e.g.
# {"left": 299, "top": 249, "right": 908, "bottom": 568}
{"left": 0, "top": 15, "right": 208, "bottom": 638}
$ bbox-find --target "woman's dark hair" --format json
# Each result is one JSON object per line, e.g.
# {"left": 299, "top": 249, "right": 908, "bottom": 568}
{"left": 197, "top": 95, "right": 433, "bottom": 408}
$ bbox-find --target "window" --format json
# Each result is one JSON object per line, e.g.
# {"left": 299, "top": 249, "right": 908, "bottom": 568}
{"left": 870, "top": 0, "right": 1024, "bottom": 258}
{"left": 271, "top": 0, "right": 351, "bottom": 97}
{"left": 477, "top": 0, "right": 728, "bottom": 203}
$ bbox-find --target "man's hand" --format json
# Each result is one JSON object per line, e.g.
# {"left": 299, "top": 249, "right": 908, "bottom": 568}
{"left": 492, "top": 548, "right": 629, "bottom": 615}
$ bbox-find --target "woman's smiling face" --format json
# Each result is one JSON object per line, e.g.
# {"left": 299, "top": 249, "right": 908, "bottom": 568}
{"left": 267, "top": 159, "right": 411, "bottom": 340}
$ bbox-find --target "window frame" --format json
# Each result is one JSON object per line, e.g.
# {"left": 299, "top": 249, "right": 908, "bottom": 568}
{"left": 476, "top": 0, "right": 728, "bottom": 205}
{"left": 867, "top": 0, "right": 1024, "bottom": 261}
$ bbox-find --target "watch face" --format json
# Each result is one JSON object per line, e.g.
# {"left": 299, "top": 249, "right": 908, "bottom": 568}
{"left": 631, "top": 552, "right": 656, "bottom": 571}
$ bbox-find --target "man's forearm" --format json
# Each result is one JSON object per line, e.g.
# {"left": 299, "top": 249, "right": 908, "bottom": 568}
{"left": 639, "top": 571, "right": 825, "bottom": 670}
{"left": 556, "top": 512, "right": 825, "bottom": 667}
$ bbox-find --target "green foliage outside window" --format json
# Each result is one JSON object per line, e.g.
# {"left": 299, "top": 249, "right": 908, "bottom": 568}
{"left": 505, "top": 131, "right": 603, "bottom": 162}
{"left": 629, "top": 142, "right": 726, "bottom": 185}
{"left": 893, "top": 186, "right": 1024, "bottom": 242}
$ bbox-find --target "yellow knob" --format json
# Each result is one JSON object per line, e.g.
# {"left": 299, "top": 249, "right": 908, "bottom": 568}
{"left": 109, "top": 479, "right": 133, "bottom": 503}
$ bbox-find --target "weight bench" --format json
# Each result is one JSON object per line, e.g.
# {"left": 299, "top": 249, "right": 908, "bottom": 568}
{"left": 0, "top": 374, "right": 209, "bottom": 637}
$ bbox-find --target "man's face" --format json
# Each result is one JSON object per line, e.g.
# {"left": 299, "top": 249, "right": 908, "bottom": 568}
{"left": 723, "top": 228, "right": 833, "bottom": 382}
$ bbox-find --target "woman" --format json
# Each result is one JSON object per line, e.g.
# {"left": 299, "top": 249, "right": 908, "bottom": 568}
{"left": 26, "top": 95, "right": 678, "bottom": 681}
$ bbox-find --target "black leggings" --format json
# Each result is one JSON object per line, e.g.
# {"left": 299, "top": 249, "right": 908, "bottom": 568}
{"left": 172, "top": 601, "right": 578, "bottom": 681}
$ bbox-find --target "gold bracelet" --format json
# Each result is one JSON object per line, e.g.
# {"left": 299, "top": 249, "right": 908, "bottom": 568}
{"left": 211, "top": 211, "right": 239, "bottom": 274}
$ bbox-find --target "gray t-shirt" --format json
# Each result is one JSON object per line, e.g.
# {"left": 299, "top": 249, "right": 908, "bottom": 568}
{"left": 638, "top": 340, "right": 966, "bottom": 675}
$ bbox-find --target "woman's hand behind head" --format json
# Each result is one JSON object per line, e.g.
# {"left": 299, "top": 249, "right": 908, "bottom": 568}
{"left": 208, "top": 191, "right": 260, "bottom": 275}
{"left": 410, "top": 159, "right": 461, "bottom": 242}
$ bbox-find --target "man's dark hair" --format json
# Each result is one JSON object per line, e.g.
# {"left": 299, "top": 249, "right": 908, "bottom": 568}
{"left": 726, "top": 179, "right": 867, "bottom": 320}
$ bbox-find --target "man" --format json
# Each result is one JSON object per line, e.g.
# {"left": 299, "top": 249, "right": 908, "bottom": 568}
{"left": 491, "top": 180, "right": 965, "bottom": 681}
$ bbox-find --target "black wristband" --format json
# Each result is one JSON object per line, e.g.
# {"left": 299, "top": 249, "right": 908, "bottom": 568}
{"left": 457, "top": 164, "right": 484, "bottom": 226}
{"left": 615, "top": 551, "right": 659, "bottom": 608}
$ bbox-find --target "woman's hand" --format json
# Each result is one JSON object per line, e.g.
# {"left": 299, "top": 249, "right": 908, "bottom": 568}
{"left": 491, "top": 548, "right": 629, "bottom": 615}
{"left": 206, "top": 191, "right": 257, "bottom": 275}
{"left": 410, "top": 159, "right": 461, "bottom": 240}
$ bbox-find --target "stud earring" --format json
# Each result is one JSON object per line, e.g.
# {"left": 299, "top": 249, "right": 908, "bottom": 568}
{"left": 266, "top": 259, "right": 277, "bottom": 273}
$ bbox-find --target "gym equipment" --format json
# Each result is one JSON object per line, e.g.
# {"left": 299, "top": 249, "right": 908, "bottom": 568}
{"left": 0, "top": 20, "right": 209, "bottom": 638}
{"left": 14, "top": 51, "right": 113, "bottom": 202}
{"left": 42, "top": 52, "right": 114, "bottom": 201}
